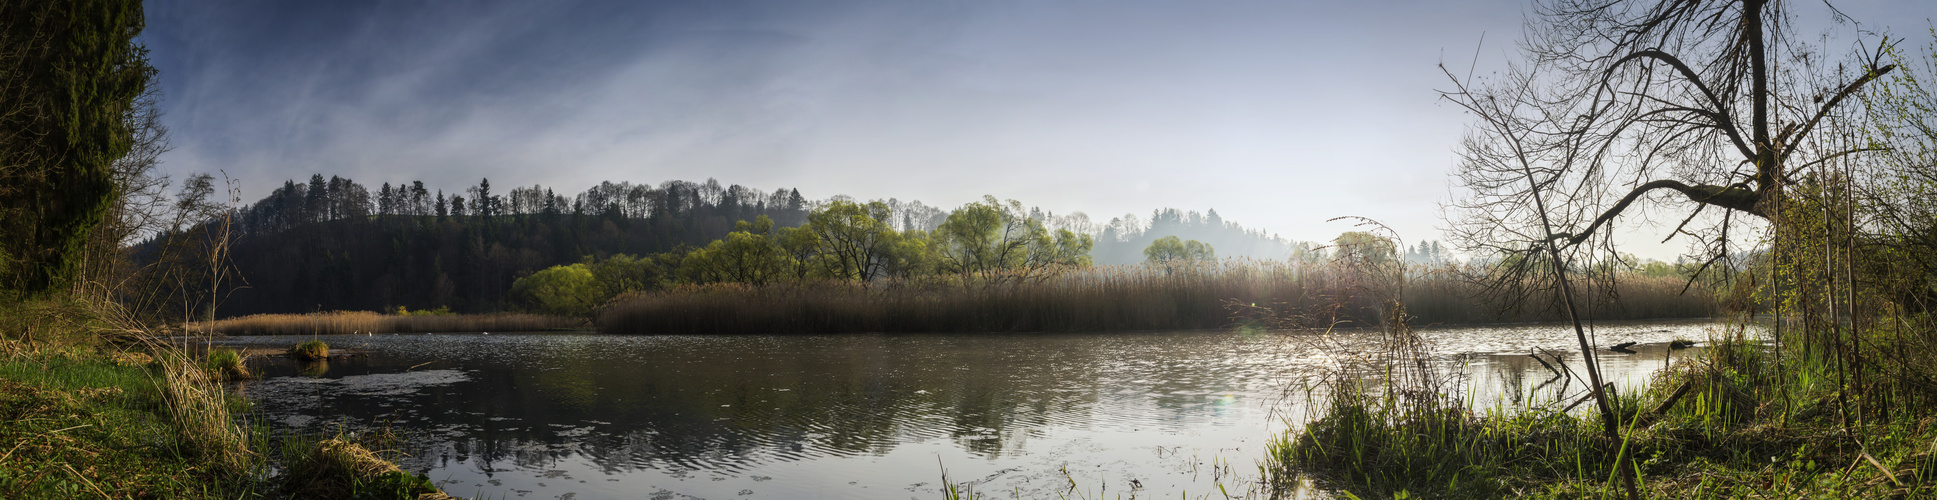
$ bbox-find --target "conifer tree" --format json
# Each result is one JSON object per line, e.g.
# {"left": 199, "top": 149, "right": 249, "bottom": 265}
{"left": 0, "top": 0, "right": 154, "bottom": 293}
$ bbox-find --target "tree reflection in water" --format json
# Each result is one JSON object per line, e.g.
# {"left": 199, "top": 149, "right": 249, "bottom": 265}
{"left": 230, "top": 324, "right": 1720, "bottom": 499}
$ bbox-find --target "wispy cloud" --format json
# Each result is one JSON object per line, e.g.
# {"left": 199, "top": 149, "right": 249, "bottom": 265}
{"left": 140, "top": 0, "right": 1928, "bottom": 257}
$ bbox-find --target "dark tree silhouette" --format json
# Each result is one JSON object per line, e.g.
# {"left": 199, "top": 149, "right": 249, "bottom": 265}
{"left": 0, "top": 0, "right": 153, "bottom": 294}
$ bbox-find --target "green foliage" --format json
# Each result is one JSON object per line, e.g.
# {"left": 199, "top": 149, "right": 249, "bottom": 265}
{"left": 775, "top": 224, "right": 824, "bottom": 280}
{"left": 0, "top": 352, "right": 263, "bottom": 498}
{"left": 1634, "top": 259, "right": 1685, "bottom": 279}
{"left": 585, "top": 252, "right": 681, "bottom": 297}
{"left": 507, "top": 263, "right": 604, "bottom": 317}
{"left": 1142, "top": 235, "right": 1214, "bottom": 264}
{"left": 1860, "top": 30, "right": 1937, "bottom": 310}
{"left": 878, "top": 228, "right": 934, "bottom": 280}
{"left": 506, "top": 251, "right": 684, "bottom": 318}
{"left": 682, "top": 215, "right": 794, "bottom": 285}
{"left": 391, "top": 305, "right": 452, "bottom": 316}
{"left": 1331, "top": 231, "right": 1396, "bottom": 266}
{"left": 933, "top": 195, "right": 1092, "bottom": 284}
{"left": 807, "top": 200, "right": 902, "bottom": 282}
{"left": 0, "top": 0, "right": 155, "bottom": 295}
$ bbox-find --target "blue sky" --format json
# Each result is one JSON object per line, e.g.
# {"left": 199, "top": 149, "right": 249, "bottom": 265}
{"left": 141, "top": 0, "right": 1932, "bottom": 259}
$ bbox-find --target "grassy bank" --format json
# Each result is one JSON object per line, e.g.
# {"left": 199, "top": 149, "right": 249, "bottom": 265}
{"left": 0, "top": 347, "right": 256, "bottom": 497}
{"left": 0, "top": 297, "right": 258, "bottom": 498}
{"left": 1264, "top": 316, "right": 1937, "bottom": 498}
{"left": 600, "top": 261, "right": 1715, "bottom": 334}
{"left": 205, "top": 310, "right": 585, "bottom": 336}
{"left": 1, "top": 298, "right": 457, "bottom": 499}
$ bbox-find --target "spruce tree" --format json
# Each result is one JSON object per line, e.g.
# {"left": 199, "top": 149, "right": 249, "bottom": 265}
{"left": 0, "top": 0, "right": 153, "bottom": 294}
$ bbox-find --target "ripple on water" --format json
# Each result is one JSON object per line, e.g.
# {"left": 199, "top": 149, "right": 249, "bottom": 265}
{"left": 214, "top": 323, "right": 1750, "bottom": 500}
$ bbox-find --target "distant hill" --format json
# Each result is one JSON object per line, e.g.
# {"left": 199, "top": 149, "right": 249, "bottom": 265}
{"left": 208, "top": 176, "right": 806, "bottom": 316}
{"left": 1087, "top": 208, "right": 1297, "bottom": 265}
{"left": 190, "top": 174, "right": 1309, "bottom": 316}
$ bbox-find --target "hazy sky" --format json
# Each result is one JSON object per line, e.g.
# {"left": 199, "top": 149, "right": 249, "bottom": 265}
{"left": 142, "top": 0, "right": 1930, "bottom": 259}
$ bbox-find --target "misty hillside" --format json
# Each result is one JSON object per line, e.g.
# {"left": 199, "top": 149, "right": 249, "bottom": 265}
{"left": 193, "top": 174, "right": 1307, "bottom": 315}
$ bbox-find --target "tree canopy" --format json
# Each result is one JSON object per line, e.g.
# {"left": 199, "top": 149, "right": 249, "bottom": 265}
{"left": 1142, "top": 236, "right": 1215, "bottom": 265}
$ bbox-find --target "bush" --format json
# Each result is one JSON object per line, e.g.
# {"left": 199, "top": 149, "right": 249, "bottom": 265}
{"left": 507, "top": 264, "right": 605, "bottom": 317}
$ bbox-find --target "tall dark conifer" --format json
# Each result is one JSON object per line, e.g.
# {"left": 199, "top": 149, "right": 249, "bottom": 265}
{"left": 0, "top": 0, "right": 153, "bottom": 293}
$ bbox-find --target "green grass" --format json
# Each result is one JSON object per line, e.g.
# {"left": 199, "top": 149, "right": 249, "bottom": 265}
{"left": 2, "top": 296, "right": 466, "bottom": 499}
{"left": 0, "top": 349, "right": 264, "bottom": 498}
{"left": 203, "top": 347, "right": 250, "bottom": 381}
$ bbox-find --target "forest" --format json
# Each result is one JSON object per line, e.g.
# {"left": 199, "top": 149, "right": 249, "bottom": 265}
{"left": 196, "top": 174, "right": 1309, "bottom": 317}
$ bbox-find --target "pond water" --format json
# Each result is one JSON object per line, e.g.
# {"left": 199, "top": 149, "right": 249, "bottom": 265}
{"left": 214, "top": 319, "right": 1745, "bottom": 499}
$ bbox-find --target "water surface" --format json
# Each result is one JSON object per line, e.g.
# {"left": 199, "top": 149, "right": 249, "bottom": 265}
{"left": 219, "top": 320, "right": 1735, "bottom": 499}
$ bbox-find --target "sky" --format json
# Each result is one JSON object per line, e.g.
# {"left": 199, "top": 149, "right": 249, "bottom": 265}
{"left": 141, "top": 0, "right": 1932, "bottom": 260}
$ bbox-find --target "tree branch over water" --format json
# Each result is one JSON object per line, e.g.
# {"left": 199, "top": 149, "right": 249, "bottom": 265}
{"left": 1445, "top": 0, "right": 1895, "bottom": 267}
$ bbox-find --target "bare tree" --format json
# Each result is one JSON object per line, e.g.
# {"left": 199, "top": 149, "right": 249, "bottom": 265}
{"left": 1446, "top": 0, "right": 1895, "bottom": 272}
{"left": 1440, "top": 2, "right": 1897, "bottom": 495}
{"left": 76, "top": 87, "right": 173, "bottom": 298}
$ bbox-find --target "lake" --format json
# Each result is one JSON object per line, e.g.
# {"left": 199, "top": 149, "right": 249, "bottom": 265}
{"left": 215, "top": 319, "right": 1740, "bottom": 499}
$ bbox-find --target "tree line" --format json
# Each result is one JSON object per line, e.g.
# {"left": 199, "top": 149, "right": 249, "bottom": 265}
{"left": 188, "top": 172, "right": 1316, "bottom": 317}
{"left": 202, "top": 177, "right": 808, "bottom": 316}
{"left": 508, "top": 196, "right": 1097, "bottom": 316}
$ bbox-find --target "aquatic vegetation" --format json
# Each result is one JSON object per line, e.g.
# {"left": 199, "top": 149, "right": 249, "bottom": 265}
{"left": 203, "top": 347, "right": 252, "bottom": 381}
{"left": 289, "top": 340, "right": 329, "bottom": 361}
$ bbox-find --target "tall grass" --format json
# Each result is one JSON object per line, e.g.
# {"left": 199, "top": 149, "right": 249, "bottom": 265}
{"left": 599, "top": 260, "right": 1715, "bottom": 334}
{"left": 0, "top": 342, "right": 263, "bottom": 496}
{"left": 204, "top": 310, "right": 585, "bottom": 336}
{"left": 153, "top": 348, "right": 256, "bottom": 474}
{"left": 203, "top": 347, "right": 251, "bottom": 381}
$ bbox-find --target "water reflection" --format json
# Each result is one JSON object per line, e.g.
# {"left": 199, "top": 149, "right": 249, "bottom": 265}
{"left": 219, "top": 320, "right": 1740, "bottom": 499}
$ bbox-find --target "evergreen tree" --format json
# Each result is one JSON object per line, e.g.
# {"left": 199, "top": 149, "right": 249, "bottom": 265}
{"left": 0, "top": 0, "right": 154, "bottom": 293}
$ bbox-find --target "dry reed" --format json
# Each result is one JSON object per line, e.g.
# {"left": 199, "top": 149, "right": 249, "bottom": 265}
{"left": 153, "top": 350, "right": 253, "bottom": 473}
{"left": 599, "top": 260, "right": 1716, "bottom": 334}
{"left": 203, "top": 311, "right": 585, "bottom": 336}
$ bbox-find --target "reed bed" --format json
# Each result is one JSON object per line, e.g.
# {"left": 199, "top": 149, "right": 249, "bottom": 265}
{"left": 204, "top": 311, "right": 585, "bottom": 336}
{"left": 599, "top": 261, "right": 1716, "bottom": 334}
